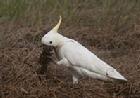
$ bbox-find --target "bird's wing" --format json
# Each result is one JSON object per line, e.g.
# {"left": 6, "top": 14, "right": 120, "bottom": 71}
{"left": 61, "top": 40, "right": 127, "bottom": 81}
{"left": 61, "top": 41, "right": 106, "bottom": 74}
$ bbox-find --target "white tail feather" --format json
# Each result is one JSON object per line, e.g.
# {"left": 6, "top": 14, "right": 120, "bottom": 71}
{"left": 107, "top": 68, "right": 127, "bottom": 81}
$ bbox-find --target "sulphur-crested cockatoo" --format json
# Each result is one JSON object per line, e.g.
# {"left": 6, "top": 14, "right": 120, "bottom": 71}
{"left": 41, "top": 16, "right": 127, "bottom": 84}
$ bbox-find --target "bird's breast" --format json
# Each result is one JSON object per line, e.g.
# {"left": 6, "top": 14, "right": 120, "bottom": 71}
{"left": 56, "top": 46, "right": 65, "bottom": 60}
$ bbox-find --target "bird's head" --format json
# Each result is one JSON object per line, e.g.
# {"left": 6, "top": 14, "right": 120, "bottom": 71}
{"left": 41, "top": 16, "right": 64, "bottom": 47}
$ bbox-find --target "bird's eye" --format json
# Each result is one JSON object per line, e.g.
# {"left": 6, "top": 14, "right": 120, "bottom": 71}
{"left": 49, "top": 41, "right": 52, "bottom": 44}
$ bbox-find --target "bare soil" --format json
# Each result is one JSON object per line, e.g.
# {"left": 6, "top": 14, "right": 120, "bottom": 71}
{"left": 0, "top": 23, "right": 140, "bottom": 98}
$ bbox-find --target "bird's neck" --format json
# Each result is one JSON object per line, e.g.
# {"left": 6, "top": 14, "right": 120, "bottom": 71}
{"left": 57, "top": 36, "right": 70, "bottom": 48}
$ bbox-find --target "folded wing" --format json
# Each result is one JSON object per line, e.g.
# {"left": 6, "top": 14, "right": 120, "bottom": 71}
{"left": 61, "top": 40, "right": 127, "bottom": 81}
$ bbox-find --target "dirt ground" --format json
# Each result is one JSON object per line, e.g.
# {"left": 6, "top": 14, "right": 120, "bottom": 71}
{"left": 0, "top": 22, "right": 140, "bottom": 98}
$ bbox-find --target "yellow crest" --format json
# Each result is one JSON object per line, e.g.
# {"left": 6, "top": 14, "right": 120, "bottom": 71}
{"left": 51, "top": 16, "right": 62, "bottom": 32}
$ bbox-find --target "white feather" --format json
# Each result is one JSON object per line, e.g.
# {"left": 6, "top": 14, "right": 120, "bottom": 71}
{"left": 57, "top": 38, "right": 127, "bottom": 82}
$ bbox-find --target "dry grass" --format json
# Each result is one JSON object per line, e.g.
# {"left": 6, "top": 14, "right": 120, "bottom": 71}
{"left": 0, "top": 0, "right": 140, "bottom": 98}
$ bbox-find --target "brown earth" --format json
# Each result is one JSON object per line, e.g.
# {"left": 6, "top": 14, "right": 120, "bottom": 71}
{"left": 0, "top": 22, "right": 140, "bottom": 98}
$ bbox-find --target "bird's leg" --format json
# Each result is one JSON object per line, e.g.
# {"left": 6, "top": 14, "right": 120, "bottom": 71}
{"left": 56, "top": 58, "right": 70, "bottom": 67}
{"left": 68, "top": 67, "right": 80, "bottom": 84}
{"left": 72, "top": 75, "right": 79, "bottom": 84}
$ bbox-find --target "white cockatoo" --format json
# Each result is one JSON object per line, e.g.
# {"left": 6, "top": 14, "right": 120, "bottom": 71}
{"left": 41, "top": 16, "right": 127, "bottom": 84}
